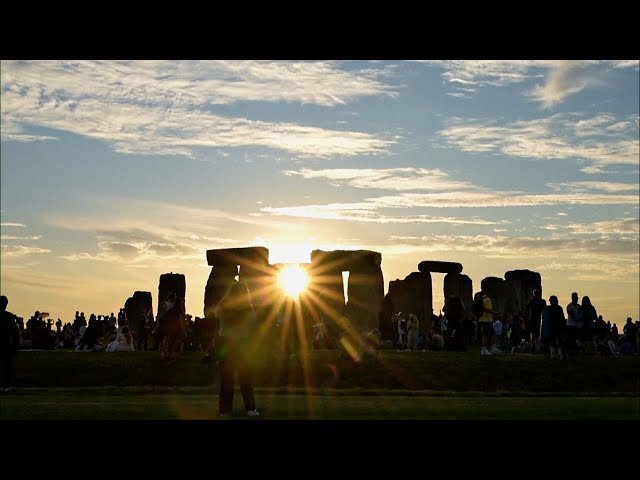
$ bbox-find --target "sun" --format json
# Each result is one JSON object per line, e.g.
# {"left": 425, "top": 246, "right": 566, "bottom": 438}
{"left": 278, "top": 265, "right": 309, "bottom": 299}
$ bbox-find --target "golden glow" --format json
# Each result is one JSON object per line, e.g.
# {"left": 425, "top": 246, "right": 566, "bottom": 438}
{"left": 278, "top": 265, "right": 309, "bottom": 299}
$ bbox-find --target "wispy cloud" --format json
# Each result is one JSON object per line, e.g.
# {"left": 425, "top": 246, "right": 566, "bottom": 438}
{"left": 1, "top": 235, "right": 42, "bottom": 240}
{"left": 2, "top": 60, "right": 397, "bottom": 108}
{"left": 528, "top": 61, "right": 592, "bottom": 108}
{"left": 60, "top": 240, "right": 201, "bottom": 263}
{"left": 440, "top": 113, "right": 639, "bottom": 169}
{"left": 262, "top": 191, "right": 637, "bottom": 222}
{"left": 423, "top": 60, "right": 637, "bottom": 106}
{"left": 566, "top": 218, "right": 639, "bottom": 235}
{"left": 282, "top": 167, "right": 475, "bottom": 191}
{"left": 1, "top": 60, "right": 395, "bottom": 157}
{"left": 422, "top": 60, "right": 547, "bottom": 87}
{"left": 260, "top": 204, "right": 501, "bottom": 225}
{"left": 1, "top": 245, "right": 51, "bottom": 257}
{"left": 0, "top": 222, "right": 27, "bottom": 227}
{"left": 547, "top": 181, "right": 639, "bottom": 193}
{"left": 388, "top": 233, "right": 639, "bottom": 259}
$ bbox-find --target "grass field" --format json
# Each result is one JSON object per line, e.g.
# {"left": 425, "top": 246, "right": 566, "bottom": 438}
{"left": 1, "top": 387, "right": 638, "bottom": 419}
{"left": 3, "top": 348, "right": 638, "bottom": 420}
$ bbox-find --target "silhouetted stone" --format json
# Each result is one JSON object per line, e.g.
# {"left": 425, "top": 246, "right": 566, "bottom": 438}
{"left": 203, "top": 265, "right": 238, "bottom": 318}
{"left": 305, "top": 264, "right": 345, "bottom": 328}
{"left": 158, "top": 272, "right": 186, "bottom": 316}
{"left": 206, "top": 247, "right": 269, "bottom": 267}
{"left": 346, "top": 263, "right": 384, "bottom": 332}
{"left": 240, "top": 263, "right": 279, "bottom": 309}
{"left": 480, "top": 276, "right": 517, "bottom": 318}
{"left": 418, "top": 261, "right": 463, "bottom": 274}
{"left": 124, "top": 291, "right": 153, "bottom": 332}
{"left": 444, "top": 273, "right": 473, "bottom": 312}
{"left": 386, "top": 272, "right": 433, "bottom": 332}
{"left": 379, "top": 294, "right": 395, "bottom": 340}
{"left": 504, "top": 269, "right": 542, "bottom": 320}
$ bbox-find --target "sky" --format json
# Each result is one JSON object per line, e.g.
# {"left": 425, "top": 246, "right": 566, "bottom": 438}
{"left": 1, "top": 60, "right": 638, "bottom": 327}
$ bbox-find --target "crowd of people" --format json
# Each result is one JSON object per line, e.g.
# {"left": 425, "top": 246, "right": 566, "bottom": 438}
{"left": 373, "top": 290, "right": 639, "bottom": 358}
{"left": 1, "top": 285, "right": 639, "bottom": 412}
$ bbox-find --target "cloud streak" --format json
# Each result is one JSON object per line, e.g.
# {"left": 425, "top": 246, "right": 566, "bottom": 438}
{"left": 282, "top": 167, "right": 475, "bottom": 191}
{"left": 1, "top": 61, "right": 395, "bottom": 158}
{"left": 424, "top": 60, "right": 637, "bottom": 106}
{"left": 439, "top": 113, "right": 639, "bottom": 169}
{"left": 1, "top": 245, "right": 51, "bottom": 257}
{"left": 0, "top": 222, "right": 27, "bottom": 227}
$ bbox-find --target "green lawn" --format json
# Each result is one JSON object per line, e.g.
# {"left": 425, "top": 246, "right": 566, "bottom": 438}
{"left": 5, "top": 349, "right": 638, "bottom": 420}
{"left": 11, "top": 349, "right": 640, "bottom": 395}
{"left": 1, "top": 387, "right": 638, "bottom": 419}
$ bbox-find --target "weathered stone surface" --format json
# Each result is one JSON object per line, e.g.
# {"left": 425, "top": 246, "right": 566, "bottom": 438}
{"left": 305, "top": 266, "right": 345, "bottom": 327}
{"left": 386, "top": 272, "right": 433, "bottom": 332}
{"left": 125, "top": 291, "right": 153, "bottom": 332}
{"left": 240, "top": 264, "right": 278, "bottom": 308}
{"left": 203, "top": 265, "right": 238, "bottom": 318}
{"left": 403, "top": 272, "right": 433, "bottom": 330}
{"left": 444, "top": 273, "right": 473, "bottom": 312}
{"left": 345, "top": 264, "right": 384, "bottom": 332}
{"left": 310, "top": 249, "right": 382, "bottom": 270}
{"left": 379, "top": 294, "right": 395, "bottom": 340}
{"left": 206, "top": 247, "right": 269, "bottom": 267}
{"left": 480, "top": 276, "right": 517, "bottom": 318}
{"left": 133, "top": 291, "right": 153, "bottom": 315}
{"left": 418, "top": 260, "right": 463, "bottom": 274}
{"left": 158, "top": 273, "right": 186, "bottom": 316}
{"left": 504, "top": 269, "right": 542, "bottom": 320}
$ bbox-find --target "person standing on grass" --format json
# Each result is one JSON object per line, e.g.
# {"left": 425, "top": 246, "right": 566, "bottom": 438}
{"left": 0, "top": 296, "right": 20, "bottom": 392}
{"left": 566, "top": 292, "right": 582, "bottom": 356}
{"left": 526, "top": 289, "right": 546, "bottom": 354}
{"left": 479, "top": 293, "right": 501, "bottom": 355}
{"left": 214, "top": 281, "right": 260, "bottom": 417}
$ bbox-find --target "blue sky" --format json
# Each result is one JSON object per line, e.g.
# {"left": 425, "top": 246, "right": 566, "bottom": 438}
{"left": 1, "top": 60, "right": 638, "bottom": 326}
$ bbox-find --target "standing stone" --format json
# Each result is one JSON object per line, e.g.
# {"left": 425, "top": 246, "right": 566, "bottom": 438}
{"left": 345, "top": 263, "right": 384, "bottom": 332}
{"left": 125, "top": 291, "right": 153, "bottom": 333}
{"left": 444, "top": 273, "right": 473, "bottom": 312}
{"left": 480, "top": 277, "right": 505, "bottom": 316}
{"left": 387, "top": 278, "right": 408, "bottom": 313}
{"left": 306, "top": 263, "right": 345, "bottom": 330}
{"left": 504, "top": 270, "right": 542, "bottom": 321}
{"left": 480, "top": 276, "right": 517, "bottom": 319}
{"left": 379, "top": 294, "right": 395, "bottom": 341}
{"left": 389, "top": 272, "right": 433, "bottom": 332}
{"left": 203, "top": 265, "right": 238, "bottom": 318}
{"left": 158, "top": 273, "right": 186, "bottom": 316}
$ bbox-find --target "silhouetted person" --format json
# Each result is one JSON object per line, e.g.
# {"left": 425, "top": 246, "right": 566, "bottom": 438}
{"left": 526, "top": 289, "right": 546, "bottom": 354}
{"left": 623, "top": 317, "right": 637, "bottom": 354}
{"left": 214, "top": 281, "right": 259, "bottom": 417}
{"left": 566, "top": 292, "right": 582, "bottom": 356}
{"left": 443, "top": 295, "right": 469, "bottom": 351}
{"left": 581, "top": 296, "right": 597, "bottom": 345}
{"left": 159, "top": 292, "right": 185, "bottom": 361}
{"left": 479, "top": 293, "right": 500, "bottom": 355}
{"left": 0, "top": 296, "right": 20, "bottom": 392}
{"left": 541, "top": 295, "right": 565, "bottom": 359}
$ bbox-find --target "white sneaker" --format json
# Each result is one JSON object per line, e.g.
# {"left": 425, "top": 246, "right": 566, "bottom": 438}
{"left": 490, "top": 345, "right": 503, "bottom": 354}
{"left": 481, "top": 347, "right": 492, "bottom": 356}
{"left": 247, "top": 409, "right": 260, "bottom": 417}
